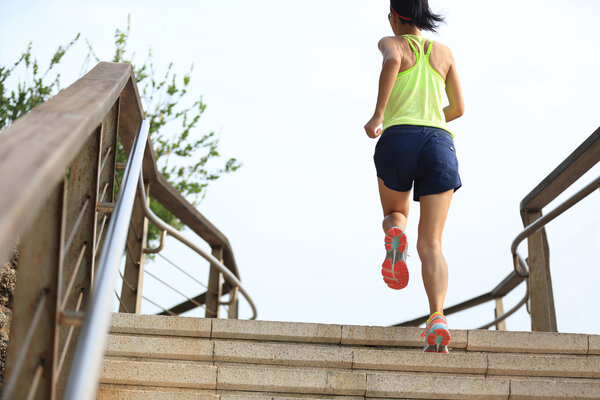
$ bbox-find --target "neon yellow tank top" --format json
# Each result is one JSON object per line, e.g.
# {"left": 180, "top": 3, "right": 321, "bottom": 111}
{"left": 382, "top": 35, "right": 452, "bottom": 137}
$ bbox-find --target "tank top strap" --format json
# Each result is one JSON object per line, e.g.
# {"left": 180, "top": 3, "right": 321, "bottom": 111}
{"left": 426, "top": 40, "right": 434, "bottom": 57}
{"left": 403, "top": 35, "right": 422, "bottom": 57}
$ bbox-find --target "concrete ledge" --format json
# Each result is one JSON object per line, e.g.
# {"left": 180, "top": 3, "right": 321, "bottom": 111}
{"left": 219, "top": 395, "right": 272, "bottom": 400}
{"left": 214, "top": 341, "right": 353, "bottom": 369}
{"left": 467, "top": 330, "right": 588, "bottom": 354}
{"left": 509, "top": 378, "right": 600, "bottom": 399}
{"left": 353, "top": 348, "right": 486, "bottom": 374}
{"left": 212, "top": 319, "right": 341, "bottom": 344}
{"left": 366, "top": 372, "right": 510, "bottom": 399}
{"left": 105, "top": 334, "right": 213, "bottom": 361}
{"left": 100, "top": 359, "right": 217, "bottom": 389}
{"left": 487, "top": 353, "right": 600, "bottom": 378}
{"left": 217, "top": 365, "right": 366, "bottom": 396}
{"left": 97, "top": 385, "right": 217, "bottom": 399}
{"left": 110, "top": 312, "right": 211, "bottom": 337}
{"left": 589, "top": 334, "right": 600, "bottom": 355}
{"left": 217, "top": 391, "right": 363, "bottom": 400}
{"left": 341, "top": 324, "right": 467, "bottom": 349}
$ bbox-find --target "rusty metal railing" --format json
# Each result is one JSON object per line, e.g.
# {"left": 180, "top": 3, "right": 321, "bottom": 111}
{"left": 396, "top": 126, "right": 600, "bottom": 332}
{"left": 0, "top": 62, "right": 253, "bottom": 400}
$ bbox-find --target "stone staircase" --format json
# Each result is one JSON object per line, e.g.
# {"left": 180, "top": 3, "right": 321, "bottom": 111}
{"left": 97, "top": 313, "right": 600, "bottom": 399}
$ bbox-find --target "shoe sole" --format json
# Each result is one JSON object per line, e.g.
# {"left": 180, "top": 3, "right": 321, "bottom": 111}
{"left": 424, "top": 325, "right": 451, "bottom": 351}
{"left": 423, "top": 344, "right": 449, "bottom": 353}
{"left": 382, "top": 227, "right": 408, "bottom": 290}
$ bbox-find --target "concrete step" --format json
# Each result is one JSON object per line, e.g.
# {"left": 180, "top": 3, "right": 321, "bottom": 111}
{"left": 98, "top": 359, "right": 600, "bottom": 400}
{"left": 100, "top": 358, "right": 216, "bottom": 389}
{"left": 97, "top": 385, "right": 364, "bottom": 400}
{"left": 97, "top": 384, "right": 218, "bottom": 399}
{"left": 105, "top": 333, "right": 600, "bottom": 379}
{"left": 101, "top": 313, "right": 600, "bottom": 399}
{"left": 109, "top": 312, "right": 600, "bottom": 355}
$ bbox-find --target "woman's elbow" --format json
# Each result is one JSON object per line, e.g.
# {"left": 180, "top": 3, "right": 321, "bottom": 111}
{"left": 444, "top": 104, "right": 464, "bottom": 122}
{"left": 452, "top": 102, "right": 465, "bottom": 118}
{"left": 456, "top": 105, "right": 465, "bottom": 118}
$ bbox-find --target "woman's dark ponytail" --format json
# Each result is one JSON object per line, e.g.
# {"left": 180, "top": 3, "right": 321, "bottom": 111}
{"left": 390, "top": 0, "right": 445, "bottom": 33}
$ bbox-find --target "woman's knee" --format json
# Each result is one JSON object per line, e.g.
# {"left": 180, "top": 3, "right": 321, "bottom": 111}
{"left": 382, "top": 212, "right": 408, "bottom": 231}
{"left": 416, "top": 237, "right": 442, "bottom": 257}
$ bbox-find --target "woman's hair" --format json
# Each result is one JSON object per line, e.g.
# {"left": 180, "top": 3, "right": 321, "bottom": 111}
{"left": 390, "top": 0, "right": 445, "bottom": 33}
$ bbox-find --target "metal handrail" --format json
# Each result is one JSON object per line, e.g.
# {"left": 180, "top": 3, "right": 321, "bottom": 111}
{"left": 397, "top": 175, "right": 600, "bottom": 329}
{"left": 63, "top": 119, "right": 150, "bottom": 400}
{"left": 137, "top": 173, "right": 258, "bottom": 320}
{"left": 395, "top": 271, "right": 527, "bottom": 328}
{"left": 477, "top": 279, "right": 529, "bottom": 330}
{"left": 511, "top": 175, "right": 600, "bottom": 278}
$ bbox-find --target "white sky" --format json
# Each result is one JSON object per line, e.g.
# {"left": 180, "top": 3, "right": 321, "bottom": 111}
{"left": 2, "top": 0, "right": 599, "bottom": 334}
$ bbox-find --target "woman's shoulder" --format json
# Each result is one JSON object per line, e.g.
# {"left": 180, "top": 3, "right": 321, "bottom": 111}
{"left": 378, "top": 35, "right": 412, "bottom": 53}
{"left": 378, "top": 35, "right": 402, "bottom": 47}
{"left": 430, "top": 39, "right": 453, "bottom": 56}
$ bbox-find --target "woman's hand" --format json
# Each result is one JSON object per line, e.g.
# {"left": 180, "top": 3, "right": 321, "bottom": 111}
{"left": 364, "top": 114, "right": 383, "bottom": 138}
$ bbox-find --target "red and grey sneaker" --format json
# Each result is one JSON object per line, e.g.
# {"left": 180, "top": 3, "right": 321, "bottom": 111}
{"left": 381, "top": 226, "right": 408, "bottom": 290}
{"left": 422, "top": 312, "right": 451, "bottom": 353}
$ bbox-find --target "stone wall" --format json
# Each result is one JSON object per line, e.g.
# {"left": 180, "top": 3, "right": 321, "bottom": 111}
{"left": 0, "top": 246, "right": 18, "bottom": 387}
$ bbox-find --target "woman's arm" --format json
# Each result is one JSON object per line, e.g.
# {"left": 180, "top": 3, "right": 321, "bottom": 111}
{"left": 443, "top": 50, "right": 465, "bottom": 122}
{"left": 364, "top": 37, "right": 401, "bottom": 138}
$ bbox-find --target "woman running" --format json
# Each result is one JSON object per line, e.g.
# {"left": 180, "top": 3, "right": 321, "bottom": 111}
{"left": 364, "top": 0, "right": 464, "bottom": 353}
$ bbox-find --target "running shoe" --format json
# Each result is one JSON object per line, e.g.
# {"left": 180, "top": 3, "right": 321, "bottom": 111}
{"left": 422, "top": 312, "right": 451, "bottom": 353}
{"left": 381, "top": 226, "right": 408, "bottom": 290}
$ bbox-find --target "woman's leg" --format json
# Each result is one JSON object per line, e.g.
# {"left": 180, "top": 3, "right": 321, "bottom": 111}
{"left": 417, "top": 189, "right": 454, "bottom": 315}
{"left": 377, "top": 178, "right": 411, "bottom": 232}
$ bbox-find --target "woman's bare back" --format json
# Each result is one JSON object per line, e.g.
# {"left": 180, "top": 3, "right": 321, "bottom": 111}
{"left": 388, "top": 35, "right": 454, "bottom": 81}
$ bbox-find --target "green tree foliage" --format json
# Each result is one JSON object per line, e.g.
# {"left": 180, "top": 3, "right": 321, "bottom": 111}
{"left": 0, "top": 34, "right": 80, "bottom": 130}
{"left": 0, "top": 16, "right": 241, "bottom": 243}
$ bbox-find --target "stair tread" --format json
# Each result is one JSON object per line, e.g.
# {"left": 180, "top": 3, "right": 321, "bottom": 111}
{"left": 101, "top": 313, "right": 600, "bottom": 399}
{"left": 100, "top": 359, "right": 600, "bottom": 400}
{"left": 109, "top": 312, "right": 599, "bottom": 354}
{"left": 104, "top": 332, "right": 600, "bottom": 379}
{"left": 97, "top": 385, "right": 366, "bottom": 400}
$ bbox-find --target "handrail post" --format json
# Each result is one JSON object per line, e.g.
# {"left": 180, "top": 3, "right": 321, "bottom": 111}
{"left": 206, "top": 247, "right": 224, "bottom": 318}
{"left": 522, "top": 210, "right": 557, "bottom": 332}
{"left": 3, "top": 180, "right": 66, "bottom": 400}
{"left": 494, "top": 298, "right": 506, "bottom": 331}
{"left": 228, "top": 286, "right": 239, "bottom": 319}
{"left": 62, "top": 119, "right": 149, "bottom": 400}
{"left": 119, "top": 181, "right": 150, "bottom": 313}
{"left": 54, "top": 122, "right": 101, "bottom": 398}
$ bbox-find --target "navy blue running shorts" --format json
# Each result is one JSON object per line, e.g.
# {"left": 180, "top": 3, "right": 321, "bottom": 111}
{"left": 373, "top": 124, "right": 462, "bottom": 202}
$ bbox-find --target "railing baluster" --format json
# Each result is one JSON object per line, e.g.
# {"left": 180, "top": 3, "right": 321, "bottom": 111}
{"left": 3, "top": 291, "right": 49, "bottom": 399}
{"left": 62, "top": 198, "right": 90, "bottom": 255}
{"left": 119, "top": 181, "right": 150, "bottom": 313}
{"left": 206, "top": 247, "right": 224, "bottom": 318}
{"left": 26, "top": 362, "right": 44, "bottom": 400}
{"left": 98, "top": 147, "right": 113, "bottom": 177}
{"left": 114, "top": 289, "right": 130, "bottom": 314}
{"left": 118, "top": 268, "right": 137, "bottom": 293}
{"left": 55, "top": 290, "right": 84, "bottom": 378}
{"left": 144, "top": 268, "right": 207, "bottom": 311}
{"left": 94, "top": 215, "right": 109, "bottom": 254}
{"left": 60, "top": 244, "right": 87, "bottom": 311}
{"left": 142, "top": 296, "right": 177, "bottom": 316}
{"left": 3, "top": 177, "right": 66, "bottom": 400}
{"left": 494, "top": 298, "right": 506, "bottom": 331}
{"left": 156, "top": 252, "right": 209, "bottom": 290}
{"left": 54, "top": 119, "right": 104, "bottom": 398}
